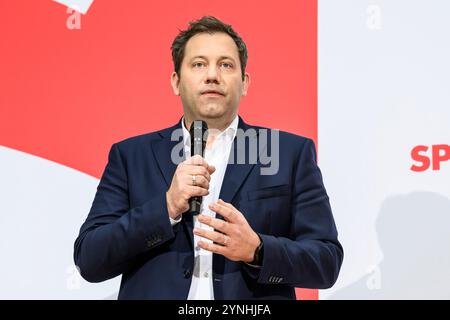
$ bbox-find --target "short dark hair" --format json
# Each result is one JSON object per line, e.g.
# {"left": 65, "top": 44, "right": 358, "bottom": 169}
{"left": 171, "top": 16, "right": 248, "bottom": 80}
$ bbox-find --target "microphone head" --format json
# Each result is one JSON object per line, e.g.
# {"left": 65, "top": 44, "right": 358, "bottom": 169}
{"left": 189, "top": 120, "right": 208, "bottom": 156}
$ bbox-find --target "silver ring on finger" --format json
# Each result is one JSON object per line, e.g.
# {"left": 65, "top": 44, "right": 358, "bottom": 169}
{"left": 192, "top": 174, "right": 197, "bottom": 186}
{"left": 223, "top": 235, "right": 229, "bottom": 246}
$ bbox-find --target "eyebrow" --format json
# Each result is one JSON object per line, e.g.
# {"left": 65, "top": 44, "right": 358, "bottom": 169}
{"left": 189, "top": 55, "right": 237, "bottom": 63}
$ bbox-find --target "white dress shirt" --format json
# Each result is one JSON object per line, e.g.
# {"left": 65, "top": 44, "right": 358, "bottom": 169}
{"left": 169, "top": 115, "right": 238, "bottom": 300}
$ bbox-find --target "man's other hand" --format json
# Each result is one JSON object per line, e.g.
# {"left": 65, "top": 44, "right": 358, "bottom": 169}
{"left": 193, "top": 199, "right": 261, "bottom": 263}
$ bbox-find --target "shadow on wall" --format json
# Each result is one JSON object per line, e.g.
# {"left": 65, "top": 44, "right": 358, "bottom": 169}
{"left": 330, "top": 191, "right": 450, "bottom": 299}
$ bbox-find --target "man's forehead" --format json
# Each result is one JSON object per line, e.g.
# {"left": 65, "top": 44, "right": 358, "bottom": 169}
{"left": 184, "top": 32, "right": 239, "bottom": 60}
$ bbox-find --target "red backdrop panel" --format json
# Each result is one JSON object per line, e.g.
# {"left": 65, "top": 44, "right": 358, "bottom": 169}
{"left": 0, "top": 0, "right": 317, "bottom": 300}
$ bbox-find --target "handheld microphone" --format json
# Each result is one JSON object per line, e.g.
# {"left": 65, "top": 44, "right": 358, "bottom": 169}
{"left": 189, "top": 120, "right": 208, "bottom": 215}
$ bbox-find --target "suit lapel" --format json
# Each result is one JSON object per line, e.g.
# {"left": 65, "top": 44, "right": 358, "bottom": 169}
{"left": 151, "top": 121, "right": 183, "bottom": 188}
{"left": 218, "top": 117, "right": 260, "bottom": 206}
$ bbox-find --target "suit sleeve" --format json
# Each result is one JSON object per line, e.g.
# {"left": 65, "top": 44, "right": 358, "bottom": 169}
{"left": 73, "top": 143, "right": 177, "bottom": 283}
{"left": 253, "top": 138, "right": 344, "bottom": 288}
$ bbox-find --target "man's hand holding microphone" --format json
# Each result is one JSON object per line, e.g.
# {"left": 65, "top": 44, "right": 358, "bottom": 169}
{"left": 166, "top": 154, "right": 216, "bottom": 220}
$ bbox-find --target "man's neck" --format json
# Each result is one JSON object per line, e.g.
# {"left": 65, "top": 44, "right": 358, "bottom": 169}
{"left": 183, "top": 115, "right": 236, "bottom": 149}
{"left": 183, "top": 115, "right": 236, "bottom": 133}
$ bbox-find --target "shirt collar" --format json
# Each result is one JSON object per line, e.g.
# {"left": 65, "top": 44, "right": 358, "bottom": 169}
{"left": 181, "top": 115, "right": 239, "bottom": 148}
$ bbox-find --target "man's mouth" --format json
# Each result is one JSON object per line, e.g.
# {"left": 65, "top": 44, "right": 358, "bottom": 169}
{"left": 201, "top": 90, "right": 225, "bottom": 96}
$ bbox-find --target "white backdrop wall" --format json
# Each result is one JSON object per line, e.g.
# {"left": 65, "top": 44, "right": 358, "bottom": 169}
{"left": 319, "top": 0, "right": 450, "bottom": 299}
{"left": 0, "top": 146, "right": 120, "bottom": 299}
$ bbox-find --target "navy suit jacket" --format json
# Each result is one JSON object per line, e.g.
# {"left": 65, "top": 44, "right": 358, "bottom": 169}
{"left": 74, "top": 116, "right": 343, "bottom": 299}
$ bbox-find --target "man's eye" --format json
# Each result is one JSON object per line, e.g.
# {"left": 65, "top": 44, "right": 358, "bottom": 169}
{"left": 221, "top": 63, "right": 233, "bottom": 68}
{"left": 193, "top": 62, "right": 205, "bottom": 68}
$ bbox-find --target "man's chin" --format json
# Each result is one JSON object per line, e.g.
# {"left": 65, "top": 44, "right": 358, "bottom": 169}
{"left": 197, "top": 105, "right": 226, "bottom": 119}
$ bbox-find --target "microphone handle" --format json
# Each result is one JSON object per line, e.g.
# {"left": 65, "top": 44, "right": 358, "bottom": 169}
{"left": 189, "top": 146, "right": 203, "bottom": 215}
{"left": 189, "top": 196, "right": 202, "bottom": 215}
{"left": 189, "top": 120, "right": 207, "bottom": 215}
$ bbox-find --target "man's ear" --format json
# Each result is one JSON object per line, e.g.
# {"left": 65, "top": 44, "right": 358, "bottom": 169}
{"left": 171, "top": 71, "right": 180, "bottom": 96}
{"left": 241, "top": 72, "right": 250, "bottom": 96}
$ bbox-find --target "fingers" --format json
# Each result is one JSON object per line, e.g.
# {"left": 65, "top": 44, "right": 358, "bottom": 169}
{"left": 208, "top": 200, "right": 239, "bottom": 223}
{"left": 188, "top": 165, "right": 211, "bottom": 182}
{"left": 184, "top": 155, "right": 208, "bottom": 168}
{"left": 197, "top": 240, "right": 226, "bottom": 255}
{"left": 193, "top": 228, "right": 229, "bottom": 246}
{"left": 198, "top": 214, "right": 229, "bottom": 233}
{"left": 184, "top": 155, "right": 215, "bottom": 172}
{"left": 185, "top": 172, "right": 209, "bottom": 189}
{"left": 218, "top": 199, "right": 234, "bottom": 209}
{"left": 182, "top": 156, "right": 214, "bottom": 182}
{"left": 184, "top": 186, "right": 209, "bottom": 200}
{"left": 207, "top": 164, "right": 216, "bottom": 174}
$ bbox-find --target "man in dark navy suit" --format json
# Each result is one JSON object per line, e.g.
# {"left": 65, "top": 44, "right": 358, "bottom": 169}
{"left": 74, "top": 16, "right": 343, "bottom": 299}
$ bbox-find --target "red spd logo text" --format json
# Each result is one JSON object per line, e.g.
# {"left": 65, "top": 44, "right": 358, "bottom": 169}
{"left": 411, "top": 144, "right": 450, "bottom": 172}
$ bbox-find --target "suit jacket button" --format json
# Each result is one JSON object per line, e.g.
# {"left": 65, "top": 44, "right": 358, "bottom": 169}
{"left": 184, "top": 269, "right": 192, "bottom": 278}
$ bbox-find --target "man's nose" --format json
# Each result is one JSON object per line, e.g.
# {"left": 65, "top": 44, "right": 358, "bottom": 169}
{"left": 205, "top": 66, "right": 221, "bottom": 84}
